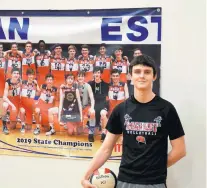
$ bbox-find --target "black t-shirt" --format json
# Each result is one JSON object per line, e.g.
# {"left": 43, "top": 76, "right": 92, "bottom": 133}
{"left": 88, "top": 80, "right": 109, "bottom": 106}
{"left": 106, "top": 95, "right": 185, "bottom": 184}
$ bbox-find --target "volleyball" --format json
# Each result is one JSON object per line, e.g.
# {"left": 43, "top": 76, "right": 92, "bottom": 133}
{"left": 89, "top": 168, "right": 117, "bottom": 188}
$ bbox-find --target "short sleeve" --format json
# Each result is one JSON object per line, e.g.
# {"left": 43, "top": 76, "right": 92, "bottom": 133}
{"left": 167, "top": 104, "right": 185, "bottom": 140}
{"left": 106, "top": 105, "right": 123, "bottom": 134}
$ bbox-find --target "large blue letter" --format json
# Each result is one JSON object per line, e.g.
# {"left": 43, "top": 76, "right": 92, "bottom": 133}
{"left": 127, "top": 16, "right": 148, "bottom": 41}
{"left": 9, "top": 18, "right": 29, "bottom": 40}
{"left": 0, "top": 18, "right": 6, "bottom": 40}
{"left": 101, "top": 18, "right": 122, "bottom": 41}
{"left": 151, "top": 16, "right": 161, "bottom": 41}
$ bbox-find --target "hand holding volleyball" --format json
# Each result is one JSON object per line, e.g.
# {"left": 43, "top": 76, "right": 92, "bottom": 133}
{"left": 89, "top": 168, "right": 117, "bottom": 188}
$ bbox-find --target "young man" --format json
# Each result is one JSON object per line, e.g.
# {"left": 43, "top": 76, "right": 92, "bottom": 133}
{"left": 81, "top": 55, "right": 186, "bottom": 188}
{"left": 133, "top": 48, "right": 142, "bottom": 57}
{"left": 20, "top": 68, "right": 40, "bottom": 133}
{"left": 100, "top": 68, "right": 129, "bottom": 141}
{"left": 77, "top": 71, "right": 95, "bottom": 142}
{"left": 33, "top": 73, "right": 58, "bottom": 136}
{"left": 1, "top": 68, "right": 21, "bottom": 134}
{"left": 4, "top": 43, "right": 22, "bottom": 79}
{"left": 94, "top": 43, "right": 112, "bottom": 83}
{"left": 78, "top": 44, "right": 94, "bottom": 83}
{"left": 88, "top": 66, "right": 109, "bottom": 138}
{"left": 50, "top": 44, "right": 67, "bottom": 88}
{"left": 21, "top": 41, "right": 36, "bottom": 80}
{"left": 59, "top": 73, "right": 82, "bottom": 135}
{"left": 34, "top": 40, "right": 51, "bottom": 56}
{"left": 65, "top": 45, "right": 79, "bottom": 79}
{"left": 34, "top": 40, "right": 51, "bottom": 86}
{"left": 111, "top": 47, "right": 129, "bottom": 83}
{"left": 0, "top": 44, "right": 6, "bottom": 97}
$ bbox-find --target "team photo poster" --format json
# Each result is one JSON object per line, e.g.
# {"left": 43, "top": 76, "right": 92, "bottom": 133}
{"left": 0, "top": 8, "right": 161, "bottom": 161}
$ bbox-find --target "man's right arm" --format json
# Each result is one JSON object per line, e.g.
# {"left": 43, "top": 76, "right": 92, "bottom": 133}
{"left": 82, "top": 103, "right": 123, "bottom": 187}
{"left": 81, "top": 132, "right": 120, "bottom": 188}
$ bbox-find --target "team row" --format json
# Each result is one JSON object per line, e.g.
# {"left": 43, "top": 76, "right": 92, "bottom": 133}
{"left": 0, "top": 42, "right": 142, "bottom": 97}
{"left": 1, "top": 66, "right": 131, "bottom": 142}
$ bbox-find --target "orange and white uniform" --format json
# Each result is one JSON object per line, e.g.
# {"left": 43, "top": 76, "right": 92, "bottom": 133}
{"left": 35, "top": 52, "right": 50, "bottom": 86}
{"left": 0, "top": 55, "right": 6, "bottom": 97}
{"left": 95, "top": 55, "right": 111, "bottom": 83}
{"left": 78, "top": 55, "right": 94, "bottom": 82}
{"left": 65, "top": 57, "right": 79, "bottom": 80}
{"left": 36, "top": 84, "right": 57, "bottom": 125}
{"left": 20, "top": 80, "right": 38, "bottom": 124}
{"left": 111, "top": 59, "right": 128, "bottom": 83}
{"left": 108, "top": 82, "right": 125, "bottom": 116}
{"left": 50, "top": 56, "right": 66, "bottom": 88}
{"left": 6, "top": 53, "right": 22, "bottom": 79}
{"left": 7, "top": 79, "right": 21, "bottom": 121}
{"left": 22, "top": 52, "right": 36, "bottom": 80}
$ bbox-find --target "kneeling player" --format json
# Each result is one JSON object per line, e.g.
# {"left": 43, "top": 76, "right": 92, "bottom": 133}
{"left": 33, "top": 74, "right": 58, "bottom": 136}
{"left": 19, "top": 68, "right": 40, "bottom": 133}
{"left": 59, "top": 74, "right": 82, "bottom": 135}
{"left": 1, "top": 68, "right": 21, "bottom": 134}
{"left": 100, "top": 69, "right": 129, "bottom": 141}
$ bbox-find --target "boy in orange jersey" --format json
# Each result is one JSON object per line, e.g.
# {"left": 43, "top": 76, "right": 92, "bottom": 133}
{"left": 100, "top": 68, "right": 129, "bottom": 141}
{"left": 78, "top": 44, "right": 94, "bottom": 83}
{"left": 33, "top": 73, "right": 58, "bottom": 136}
{"left": 34, "top": 40, "right": 51, "bottom": 86}
{"left": 0, "top": 44, "right": 6, "bottom": 97}
{"left": 4, "top": 43, "right": 22, "bottom": 79}
{"left": 65, "top": 45, "right": 79, "bottom": 80}
{"left": 19, "top": 68, "right": 40, "bottom": 133}
{"left": 50, "top": 44, "right": 67, "bottom": 88}
{"left": 21, "top": 41, "right": 36, "bottom": 80}
{"left": 111, "top": 47, "right": 129, "bottom": 83}
{"left": 94, "top": 43, "right": 112, "bottom": 84}
{"left": 1, "top": 68, "right": 21, "bottom": 134}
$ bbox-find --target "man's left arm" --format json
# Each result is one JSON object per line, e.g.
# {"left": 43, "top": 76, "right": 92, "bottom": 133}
{"left": 168, "top": 136, "right": 186, "bottom": 167}
{"left": 167, "top": 104, "right": 186, "bottom": 167}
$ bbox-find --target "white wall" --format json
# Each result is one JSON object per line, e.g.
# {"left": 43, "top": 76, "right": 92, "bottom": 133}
{"left": 0, "top": 0, "right": 206, "bottom": 188}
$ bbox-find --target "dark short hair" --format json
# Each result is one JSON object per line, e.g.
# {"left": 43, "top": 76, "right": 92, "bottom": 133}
{"left": 114, "top": 47, "right": 123, "bottom": 52}
{"left": 11, "top": 68, "right": 20, "bottom": 74}
{"left": 68, "top": 45, "right": 77, "bottom": 52}
{"left": 10, "top": 42, "right": 18, "bottom": 48}
{"left": 45, "top": 73, "right": 54, "bottom": 80}
{"left": 38, "top": 40, "right": 46, "bottom": 45}
{"left": 53, "top": 43, "right": 62, "bottom": 50}
{"left": 26, "top": 68, "right": 35, "bottom": 75}
{"left": 93, "top": 66, "right": 103, "bottom": 74}
{"left": 133, "top": 48, "right": 141, "bottom": 52}
{"left": 65, "top": 73, "right": 75, "bottom": 80}
{"left": 81, "top": 44, "right": 89, "bottom": 50}
{"left": 25, "top": 41, "right": 32, "bottom": 47}
{"left": 100, "top": 43, "right": 106, "bottom": 48}
{"left": 129, "top": 54, "right": 157, "bottom": 77}
{"left": 78, "top": 71, "right": 85, "bottom": 77}
{"left": 111, "top": 68, "right": 120, "bottom": 75}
